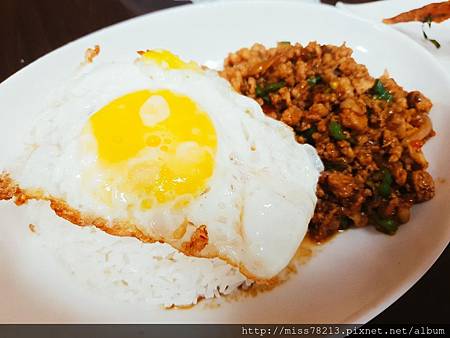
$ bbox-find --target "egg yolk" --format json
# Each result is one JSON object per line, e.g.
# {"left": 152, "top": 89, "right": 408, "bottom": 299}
{"left": 140, "top": 49, "right": 199, "bottom": 70}
{"left": 87, "top": 89, "right": 217, "bottom": 209}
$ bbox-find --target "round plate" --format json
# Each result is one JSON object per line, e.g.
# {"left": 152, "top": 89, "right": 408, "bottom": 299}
{"left": 0, "top": 0, "right": 449, "bottom": 324}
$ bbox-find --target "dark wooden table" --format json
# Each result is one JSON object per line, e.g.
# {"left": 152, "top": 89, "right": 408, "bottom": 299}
{"left": 0, "top": 0, "right": 448, "bottom": 325}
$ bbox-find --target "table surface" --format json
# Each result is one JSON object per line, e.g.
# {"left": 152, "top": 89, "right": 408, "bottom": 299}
{"left": 0, "top": 0, "right": 448, "bottom": 325}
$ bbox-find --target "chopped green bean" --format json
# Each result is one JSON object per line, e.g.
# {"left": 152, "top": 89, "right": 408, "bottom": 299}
{"left": 374, "top": 216, "right": 398, "bottom": 235}
{"left": 378, "top": 182, "right": 391, "bottom": 198}
{"left": 377, "top": 168, "right": 393, "bottom": 198}
{"left": 264, "top": 82, "right": 286, "bottom": 92}
{"left": 255, "top": 81, "right": 286, "bottom": 102}
{"left": 328, "top": 121, "right": 346, "bottom": 141}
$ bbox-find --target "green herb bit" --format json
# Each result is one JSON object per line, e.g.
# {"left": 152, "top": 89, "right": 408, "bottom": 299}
{"left": 374, "top": 216, "right": 398, "bottom": 235}
{"left": 372, "top": 79, "right": 393, "bottom": 102}
{"left": 429, "top": 38, "right": 441, "bottom": 49}
{"left": 307, "top": 75, "right": 322, "bottom": 86}
{"left": 377, "top": 168, "right": 393, "bottom": 198}
{"left": 255, "top": 85, "right": 268, "bottom": 102}
{"left": 422, "top": 16, "right": 441, "bottom": 49}
{"left": 422, "top": 29, "right": 441, "bottom": 49}
{"left": 426, "top": 15, "right": 433, "bottom": 28}
{"left": 255, "top": 81, "right": 286, "bottom": 103}
{"left": 278, "top": 41, "right": 291, "bottom": 45}
{"left": 264, "top": 81, "right": 286, "bottom": 92}
{"left": 328, "top": 121, "right": 346, "bottom": 141}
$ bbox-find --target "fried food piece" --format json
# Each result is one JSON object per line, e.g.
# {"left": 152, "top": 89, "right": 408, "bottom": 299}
{"left": 84, "top": 45, "right": 100, "bottom": 63}
{"left": 383, "top": 1, "right": 450, "bottom": 24}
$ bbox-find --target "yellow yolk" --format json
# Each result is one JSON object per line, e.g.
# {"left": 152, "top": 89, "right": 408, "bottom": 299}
{"left": 140, "top": 50, "right": 199, "bottom": 70}
{"left": 87, "top": 89, "right": 217, "bottom": 209}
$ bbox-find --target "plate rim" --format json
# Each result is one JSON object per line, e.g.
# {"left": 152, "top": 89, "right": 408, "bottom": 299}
{"left": 1, "top": 0, "right": 449, "bottom": 324}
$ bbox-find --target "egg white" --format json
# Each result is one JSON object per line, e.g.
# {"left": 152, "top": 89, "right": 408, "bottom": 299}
{"left": 5, "top": 52, "right": 323, "bottom": 280}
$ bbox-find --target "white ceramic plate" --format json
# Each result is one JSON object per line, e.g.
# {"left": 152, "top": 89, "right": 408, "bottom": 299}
{"left": 0, "top": 0, "right": 449, "bottom": 324}
{"left": 336, "top": 0, "right": 450, "bottom": 72}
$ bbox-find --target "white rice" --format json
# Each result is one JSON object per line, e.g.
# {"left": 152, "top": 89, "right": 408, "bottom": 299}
{"left": 23, "top": 201, "right": 250, "bottom": 307}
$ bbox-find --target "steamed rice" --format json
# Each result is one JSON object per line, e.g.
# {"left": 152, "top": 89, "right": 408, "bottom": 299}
{"left": 23, "top": 201, "right": 250, "bottom": 307}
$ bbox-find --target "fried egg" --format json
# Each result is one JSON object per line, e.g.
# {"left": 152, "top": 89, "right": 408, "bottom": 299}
{"left": 1, "top": 49, "right": 323, "bottom": 280}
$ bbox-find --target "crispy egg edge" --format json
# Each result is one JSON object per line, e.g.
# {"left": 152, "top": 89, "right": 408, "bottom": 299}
{"left": 0, "top": 172, "right": 282, "bottom": 285}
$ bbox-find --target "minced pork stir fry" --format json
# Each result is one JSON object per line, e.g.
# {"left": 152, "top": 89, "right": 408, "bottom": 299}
{"left": 221, "top": 41, "right": 435, "bottom": 241}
